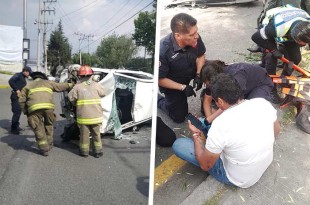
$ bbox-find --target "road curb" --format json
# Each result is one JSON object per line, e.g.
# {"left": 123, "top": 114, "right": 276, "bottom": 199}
{"left": 0, "top": 85, "right": 9, "bottom": 89}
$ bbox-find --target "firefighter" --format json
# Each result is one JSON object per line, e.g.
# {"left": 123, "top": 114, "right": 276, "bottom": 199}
{"left": 68, "top": 65, "right": 106, "bottom": 158}
{"left": 19, "top": 72, "right": 73, "bottom": 156}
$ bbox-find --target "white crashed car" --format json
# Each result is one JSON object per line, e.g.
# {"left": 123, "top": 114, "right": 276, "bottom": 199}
{"left": 59, "top": 64, "right": 154, "bottom": 139}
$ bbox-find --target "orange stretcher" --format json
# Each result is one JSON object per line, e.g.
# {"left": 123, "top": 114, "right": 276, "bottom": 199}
{"left": 268, "top": 55, "right": 310, "bottom": 106}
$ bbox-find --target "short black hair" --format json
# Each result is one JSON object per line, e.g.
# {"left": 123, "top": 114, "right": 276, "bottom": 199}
{"left": 210, "top": 73, "right": 243, "bottom": 105}
{"left": 200, "top": 60, "right": 225, "bottom": 83}
{"left": 170, "top": 13, "right": 197, "bottom": 34}
{"left": 291, "top": 21, "right": 310, "bottom": 44}
{"left": 22, "top": 66, "right": 32, "bottom": 73}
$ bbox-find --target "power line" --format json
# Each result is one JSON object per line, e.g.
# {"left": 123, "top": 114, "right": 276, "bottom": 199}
{"left": 51, "top": 0, "right": 99, "bottom": 22}
{"left": 91, "top": 0, "right": 133, "bottom": 36}
{"left": 82, "top": 1, "right": 153, "bottom": 51}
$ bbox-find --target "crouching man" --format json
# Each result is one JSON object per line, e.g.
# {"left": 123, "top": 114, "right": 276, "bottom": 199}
{"left": 173, "top": 73, "right": 280, "bottom": 188}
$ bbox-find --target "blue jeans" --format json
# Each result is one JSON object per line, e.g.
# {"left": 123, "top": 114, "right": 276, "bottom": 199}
{"left": 172, "top": 137, "right": 235, "bottom": 186}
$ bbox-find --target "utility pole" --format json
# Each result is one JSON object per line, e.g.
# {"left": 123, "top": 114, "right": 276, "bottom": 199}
{"left": 74, "top": 32, "right": 88, "bottom": 64}
{"left": 41, "top": 0, "right": 56, "bottom": 74}
{"left": 23, "top": 0, "right": 28, "bottom": 67}
{"left": 86, "top": 34, "right": 94, "bottom": 54}
{"left": 35, "top": 0, "right": 41, "bottom": 71}
{"left": 23, "top": 0, "right": 27, "bottom": 38}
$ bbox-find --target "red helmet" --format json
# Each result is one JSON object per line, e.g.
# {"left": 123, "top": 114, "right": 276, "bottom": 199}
{"left": 78, "top": 65, "right": 93, "bottom": 76}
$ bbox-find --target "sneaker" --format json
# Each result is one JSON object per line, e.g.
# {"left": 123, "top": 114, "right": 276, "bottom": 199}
{"left": 94, "top": 152, "right": 103, "bottom": 158}
{"left": 247, "top": 45, "right": 262, "bottom": 53}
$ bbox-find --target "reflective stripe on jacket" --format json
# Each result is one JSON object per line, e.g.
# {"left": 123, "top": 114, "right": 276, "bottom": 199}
{"left": 262, "top": 5, "right": 310, "bottom": 42}
{"left": 68, "top": 80, "right": 106, "bottom": 125}
{"left": 19, "top": 78, "right": 70, "bottom": 114}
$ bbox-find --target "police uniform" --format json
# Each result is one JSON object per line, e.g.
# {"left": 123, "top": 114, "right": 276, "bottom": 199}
{"left": 252, "top": 5, "right": 310, "bottom": 75}
{"left": 8, "top": 71, "right": 29, "bottom": 133}
{"left": 19, "top": 73, "right": 71, "bottom": 155}
{"left": 223, "top": 63, "right": 274, "bottom": 101}
{"left": 68, "top": 79, "right": 106, "bottom": 157}
{"left": 158, "top": 33, "right": 206, "bottom": 123}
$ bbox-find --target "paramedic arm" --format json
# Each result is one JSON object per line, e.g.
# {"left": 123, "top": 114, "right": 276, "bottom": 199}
{"left": 158, "top": 78, "right": 186, "bottom": 91}
{"left": 251, "top": 21, "right": 277, "bottom": 50}
{"left": 196, "top": 54, "right": 206, "bottom": 76}
{"left": 203, "top": 94, "right": 223, "bottom": 123}
{"left": 67, "top": 88, "right": 77, "bottom": 105}
{"left": 188, "top": 121, "right": 220, "bottom": 171}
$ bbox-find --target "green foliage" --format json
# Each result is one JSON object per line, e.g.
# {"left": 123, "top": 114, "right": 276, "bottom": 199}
{"left": 47, "top": 21, "right": 72, "bottom": 76}
{"left": 71, "top": 53, "right": 100, "bottom": 67}
{"left": 132, "top": 11, "right": 156, "bottom": 56}
{"left": 132, "top": 2, "right": 156, "bottom": 71}
{"left": 95, "top": 34, "right": 137, "bottom": 68}
{"left": 125, "top": 57, "right": 153, "bottom": 74}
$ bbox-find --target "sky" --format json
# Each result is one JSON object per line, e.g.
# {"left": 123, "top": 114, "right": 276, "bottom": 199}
{"left": 0, "top": 0, "right": 154, "bottom": 61}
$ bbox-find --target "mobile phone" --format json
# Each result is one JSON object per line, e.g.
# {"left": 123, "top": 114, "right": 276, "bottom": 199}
{"left": 186, "top": 113, "right": 208, "bottom": 137}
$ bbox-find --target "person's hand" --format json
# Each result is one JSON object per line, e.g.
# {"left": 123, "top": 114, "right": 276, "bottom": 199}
{"left": 183, "top": 85, "right": 196, "bottom": 97}
{"left": 192, "top": 74, "right": 203, "bottom": 91}
{"left": 188, "top": 120, "right": 200, "bottom": 135}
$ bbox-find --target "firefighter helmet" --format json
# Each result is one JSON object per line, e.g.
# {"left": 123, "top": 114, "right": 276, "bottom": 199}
{"left": 78, "top": 65, "right": 93, "bottom": 76}
{"left": 31, "top": 72, "right": 48, "bottom": 80}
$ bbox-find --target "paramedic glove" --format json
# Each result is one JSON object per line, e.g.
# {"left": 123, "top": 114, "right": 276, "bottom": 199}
{"left": 183, "top": 85, "right": 196, "bottom": 97}
{"left": 193, "top": 74, "right": 203, "bottom": 91}
{"left": 271, "top": 50, "right": 283, "bottom": 59}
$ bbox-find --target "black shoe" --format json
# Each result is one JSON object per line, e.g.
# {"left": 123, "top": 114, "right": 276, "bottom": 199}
{"left": 41, "top": 151, "right": 49, "bottom": 157}
{"left": 94, "top": 152, "right": 103, "bottom": 158}
{"left": 270, "top": 90, "right": 282, "bottom": 104}
{"left": 247, "top": 45, "right": 262, "bottom": 53}
{"left": 79, "top": 151, "right": 89, "bottom": 158}
{"left": 10, "top": 129, "right": 20, "bottom": 135}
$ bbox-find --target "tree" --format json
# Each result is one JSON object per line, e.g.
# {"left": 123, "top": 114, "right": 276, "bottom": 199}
{"left": 47, "top": 21, "right": 72, "bottom": 76}
{"left": 71, "top": 53, "right": 100, "bottom": 67}
{"left": 96, "top": 34, "right": 137, "bottom": 68}
{"left": 132, "top": 1, "right": 156, "bottom": 71}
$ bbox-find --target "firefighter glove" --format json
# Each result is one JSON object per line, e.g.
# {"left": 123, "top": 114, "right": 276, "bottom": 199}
{"left": 193, "top": 74, "right": 203, "bottom": 91}
{"left": 183, "top": 85, "right": 196, "bottom": 97}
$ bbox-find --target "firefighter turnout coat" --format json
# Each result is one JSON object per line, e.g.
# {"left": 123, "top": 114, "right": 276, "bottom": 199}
{"left": 67, "top": 79, "right": 106, "bottom": 155}
{"left": 67, "top": 79, "right": 105, "bottom": 125}
{"left": 18, "top": 78, "right": 72, "bottom": 152}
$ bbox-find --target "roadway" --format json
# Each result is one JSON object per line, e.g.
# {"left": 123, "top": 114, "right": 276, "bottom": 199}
{"left": 0, "top": 86, "right": 151, "bottom": 205}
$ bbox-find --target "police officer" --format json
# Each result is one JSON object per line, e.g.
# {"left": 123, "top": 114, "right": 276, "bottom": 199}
{"left": 68, "top": 65, "right": 106, "bottom": 158}
{"left": 158, "top": 13, "right": 206, "bottom": 123}
{"left": 19, "top": 72, "right": 73, "bottom": 156}
{"left": 8, "top": 66, "right": 32, "bottom": 134}
{"left": 251, "top": 5, "right": 310, "bottom": 103}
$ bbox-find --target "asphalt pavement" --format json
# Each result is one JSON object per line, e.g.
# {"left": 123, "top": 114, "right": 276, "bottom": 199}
{"left": 154, "top": 1, "right": 310, "bottom": 205}
{"left": 0, "top": 74, "right": 151, "bottom": 205}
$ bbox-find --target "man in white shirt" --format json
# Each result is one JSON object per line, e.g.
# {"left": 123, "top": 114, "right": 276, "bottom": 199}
{"left": 173, "top": 73, "right": 280, "bottom": 188}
